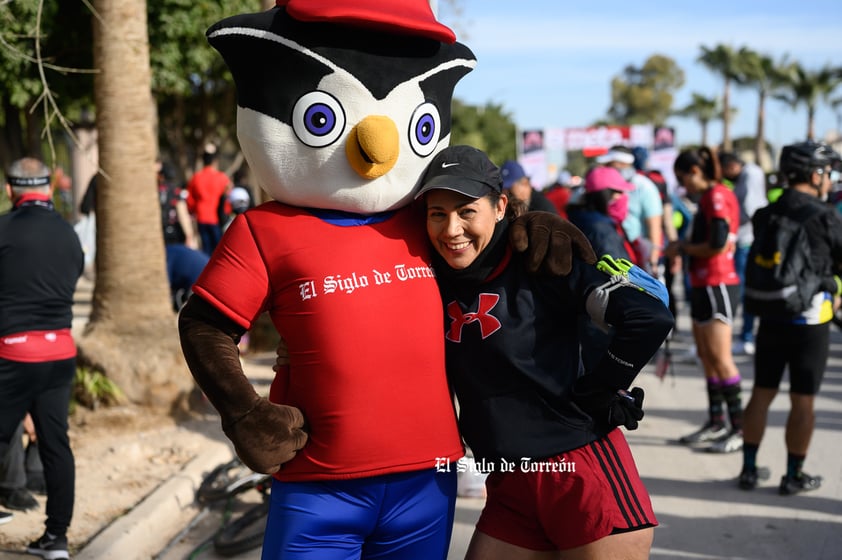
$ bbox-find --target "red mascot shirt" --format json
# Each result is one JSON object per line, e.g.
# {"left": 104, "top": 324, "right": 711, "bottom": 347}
{"left": 193, "top": 202, "right": 463, "bottom": 481}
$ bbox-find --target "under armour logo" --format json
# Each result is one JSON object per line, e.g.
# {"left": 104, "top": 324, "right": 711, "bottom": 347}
{"left": 446, "top": 294, "right": 501, "bottom": 342}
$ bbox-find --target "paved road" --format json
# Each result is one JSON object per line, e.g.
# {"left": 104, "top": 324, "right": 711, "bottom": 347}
{"left": 150, "top": 301, "right": 842, "bottom": 560}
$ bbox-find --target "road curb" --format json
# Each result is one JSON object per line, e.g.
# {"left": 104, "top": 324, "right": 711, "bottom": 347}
{"left": 76, "top": 437, "right": 234, "bottom": 560}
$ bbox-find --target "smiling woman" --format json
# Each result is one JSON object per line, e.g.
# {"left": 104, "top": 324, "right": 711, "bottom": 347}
{"left": 416, "top": 145, "right": 510, "bottom": 271}
{"left": 415, "top": 144, "right": 673, "bottom": 560}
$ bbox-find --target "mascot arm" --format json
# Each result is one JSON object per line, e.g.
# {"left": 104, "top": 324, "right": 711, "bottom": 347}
{"left": 178, "top": 295, "right": 308, "bottom": 474}
{"left": 510, "top": 211, "right": 597, "bottom": 275}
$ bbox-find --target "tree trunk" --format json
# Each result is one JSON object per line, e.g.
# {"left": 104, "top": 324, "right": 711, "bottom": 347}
{"left": 78, "top": 0, "right": 194, "bottom": 409}
{"left": 754, "top": 90, "right": 766, "bottom": 168}
{"left": 24, "top": 110, "right": 43, "bottom": 160}
{"left": 807, "top": 105, "right": 816, "bottom": 141}
{"left": 721, "top": 78, "right": 732, "bottom": 151}
{"left": 2, "top": 100, "right": 24, "bottom": 167}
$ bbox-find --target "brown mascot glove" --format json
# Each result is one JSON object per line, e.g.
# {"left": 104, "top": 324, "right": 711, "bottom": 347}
{"left": 510, "top": 211, "right": 597, "bottom": 274}
{"left": 222, "top": 397, "right": 308, "bottom": 474}
{"left": 179, "top": 296, "right": 308, "bottom": 474}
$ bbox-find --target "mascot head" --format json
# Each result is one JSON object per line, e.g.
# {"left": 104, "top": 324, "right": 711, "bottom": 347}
{"left": 208, "top": 0, "right": 476, "bottom": 214}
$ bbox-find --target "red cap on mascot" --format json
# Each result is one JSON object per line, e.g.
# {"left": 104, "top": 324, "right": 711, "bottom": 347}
{"left": 275, "top": 0, "right": 457, "bottom": 43}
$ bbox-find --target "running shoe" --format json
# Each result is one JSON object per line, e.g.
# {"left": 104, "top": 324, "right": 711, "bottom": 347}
{"left": 26, "top": 531, "right": 69, "bottom": 560}
{"left": 737, "top": 466, "right": 770, "bottom": 490}
{"left": 679, "top": 422, "right": 728, "bottom": 445}
{"left": 0, "top": 487, "right": 38, "bottom": 511}
{"left": 779, "top": 472, "right": 823, "bottom": 496}
{"left": 707, "top": 430, "right": 743, "bottom": 453}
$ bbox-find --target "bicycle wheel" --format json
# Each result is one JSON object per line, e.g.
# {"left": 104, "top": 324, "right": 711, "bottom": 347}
{"left": 213, "top": 499, "right": 270, "bottom": 557}
{"left": 196, "top": 457, "right": 264, "bottom": 504}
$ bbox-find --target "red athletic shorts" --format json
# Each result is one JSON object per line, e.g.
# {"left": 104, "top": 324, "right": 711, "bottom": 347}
{"left": 475, "top": 428, "right": 657, "bottom": 551}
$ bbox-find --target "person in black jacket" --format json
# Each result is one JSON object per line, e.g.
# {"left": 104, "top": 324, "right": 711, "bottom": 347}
{"left": 567, "top": 166, "right": 637, "bottom": 264}
{"left": 738, "top": 141, "right": 842, "bottom": 495}
{"left": 417, "top": 146, "right": 673, "bottom": 560}
{"left": 0, "top": 158, "right": 84, "bottom": 559}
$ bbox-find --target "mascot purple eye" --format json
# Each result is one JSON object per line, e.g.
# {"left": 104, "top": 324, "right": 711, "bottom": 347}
{"left": 292, "top": 91, "right": 346, "bottom": 148}
{"left": 408, "top": 102, "right": 441, "bottom": 157}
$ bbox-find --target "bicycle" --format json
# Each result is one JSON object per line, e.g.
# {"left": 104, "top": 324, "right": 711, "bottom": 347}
{"left": 181, "top": 456, "right": 272, "bottom": 558}
{"left": 196, "top": 456, "right": 268, "bottom": 505}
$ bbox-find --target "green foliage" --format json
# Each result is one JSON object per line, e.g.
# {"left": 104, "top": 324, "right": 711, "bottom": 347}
{"left": 698, "top": 44, "right": 742, "bottom": 82}
{"left": 72, "top": 366, "right": 125, "bottom": 413}
{"left": 673, "top": 92, "right": 719, "bottom": 145}
{"left": 0, "top": 188, "right": 9, "bottom": 214}
{"left": 608, "top": 54, "right": 685, "bottom": 126}
{"left": 0, "top": 2, "right": 55, "bottom": 108}
{"left": 148, "top": 0, "right": 255, "bottom": 96}
{"left": 674, "top": 92, "right": 719, "bottom": 123}
{"left": 0, "top": 1, "right": 256, "bottom": 169}
{"left": 450, "top": 99, "right": 517, "bottom": 165}
{"left": 774, "top": 62, "right": 842, "bottom": 139}
{"left": 564, "top": 151, "right": 588, "bottom": 178}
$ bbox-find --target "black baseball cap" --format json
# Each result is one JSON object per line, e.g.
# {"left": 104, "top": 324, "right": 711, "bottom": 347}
{"left": 415, "top": 145, "right": 503, "bottom": 200}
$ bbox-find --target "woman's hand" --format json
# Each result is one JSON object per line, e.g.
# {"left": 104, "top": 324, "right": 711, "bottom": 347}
{"left": 663, "top": 240, "right": 683, "bottom": 260}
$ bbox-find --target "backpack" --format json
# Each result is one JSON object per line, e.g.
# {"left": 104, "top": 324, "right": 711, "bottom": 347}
{"left": 744, "top": 203, "right": 820, "bottom": 317}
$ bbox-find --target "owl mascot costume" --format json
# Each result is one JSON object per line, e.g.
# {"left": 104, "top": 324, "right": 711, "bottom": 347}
{"left": 178, "top": 2, "right": 590, "bottom": 558}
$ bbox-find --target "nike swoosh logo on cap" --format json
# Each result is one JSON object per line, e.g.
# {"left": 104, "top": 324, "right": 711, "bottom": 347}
{"left": 441, "top": 162, "right": 460, "bottom": 168}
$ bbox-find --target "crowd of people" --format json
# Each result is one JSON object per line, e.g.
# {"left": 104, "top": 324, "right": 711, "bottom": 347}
{"left": 1, "top": 137, "right": 840, "bottom": 558}
{"left": 478, "top": 140, "right": 842, "bottom": 504}
{"left": 561, "top": 141, "right": 842, "bottom": 491}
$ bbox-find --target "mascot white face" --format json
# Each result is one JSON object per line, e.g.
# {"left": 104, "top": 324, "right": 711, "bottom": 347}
{"left": 208, "top": 2, "right": 476, "bottom": 214}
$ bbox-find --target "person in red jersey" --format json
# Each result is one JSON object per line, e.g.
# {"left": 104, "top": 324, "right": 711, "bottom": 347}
{"left": 665, "top": 146, "right": 744, "bottom": 454}
{"left": 186, "top": 143, "right": 231, "bottom": 255}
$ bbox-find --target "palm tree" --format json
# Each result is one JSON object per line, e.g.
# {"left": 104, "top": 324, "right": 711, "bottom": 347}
{"left": 698, "top": 44, "right": 741, "bottom": 151}
{"left": 78, "top": 0, "right": 194, "bottom": 407}
{"left": 733, "top": 47, "right": 789, "bottom": 167}
{"left": 775, "top": 62, "right": 842, "bottom": 140}
{"left": 674, "top": 92, "right": 719, "bottom": 146}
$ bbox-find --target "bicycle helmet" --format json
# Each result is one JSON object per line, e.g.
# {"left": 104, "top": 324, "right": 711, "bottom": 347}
{"left": 779, "top": 141, "right": 841, "bottom": 183}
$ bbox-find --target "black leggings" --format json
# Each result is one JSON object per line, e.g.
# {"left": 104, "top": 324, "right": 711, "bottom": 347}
{"left": 754, "top": 321, "right": 829, "bottom": 395}
{"left": 0, "top": 357, "right": 75, "bottom": 535}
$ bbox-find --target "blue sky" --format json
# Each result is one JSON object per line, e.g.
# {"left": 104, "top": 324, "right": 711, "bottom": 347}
{"left": 437, "top": 0, "right": 842, "bottom": 151}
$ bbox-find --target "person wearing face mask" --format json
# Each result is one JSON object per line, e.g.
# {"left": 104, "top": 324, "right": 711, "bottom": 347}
{"left": 737, "top": 141, "right": 842, "bottom": 494}
{"left": 664, "top": 146, "right": 744, "bottom": 455}
{"left": 597, "top": 146, "right": 664, "bottom": 274}
{"left": 567, "top": 166, "right": 643, "bottom": 372}
{"left": 417, "top": 145, "right": 673, "bottom": 560}
{"left": 567, "top": 166, "right": 637, "bottom": 264}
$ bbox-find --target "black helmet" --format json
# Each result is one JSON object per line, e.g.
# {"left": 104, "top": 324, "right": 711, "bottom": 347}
{"left": 779, "top": 141, "right": 841, "bottom": 182}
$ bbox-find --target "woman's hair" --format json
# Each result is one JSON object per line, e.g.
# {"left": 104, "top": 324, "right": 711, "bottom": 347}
{"left": 581, "top": 190, "right": 614, "bottom": 215}
{"left": 673, "top": 146, "right": 722, "bottom": 182}
{"left": 501, "top": 192, "right": 527, "bottom": 220}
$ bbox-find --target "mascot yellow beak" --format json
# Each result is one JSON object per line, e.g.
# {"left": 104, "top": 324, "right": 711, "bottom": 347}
{"left": 345, "top": 115, "right": 399, "bottom": 179}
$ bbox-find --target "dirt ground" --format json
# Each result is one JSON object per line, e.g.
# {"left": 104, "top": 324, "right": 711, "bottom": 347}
{"left": 0, "top": 403, "right": 225, "bottom": 557}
